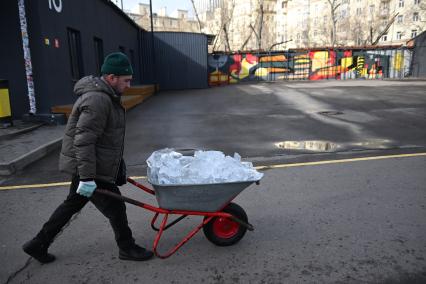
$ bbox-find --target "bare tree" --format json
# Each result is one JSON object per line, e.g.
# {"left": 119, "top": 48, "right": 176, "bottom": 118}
{"left": 212, "top": 26, "right": 222, "bottom": 52}
{"left": 327, "top": 0, "right": 341, "bottom": 46}
{"left": 240, "top": 26, "right": 254, "bottom": 51}
{"left": 371, "top": 13, "right": 399, "bottom": 45}
{"left": 211, "top": 0, "right": 235, "bottom": 52}
{"left": 257, "top": 0, "right": 264, "bottom": 50}
{"left": 190, "top": 0, "right": 203, "bottom": 32}
{"left": 404, "top": 1, "right": 426, "bottom": 36}
{"left": 350, "top": 2, "right": 401, "bottom": 46}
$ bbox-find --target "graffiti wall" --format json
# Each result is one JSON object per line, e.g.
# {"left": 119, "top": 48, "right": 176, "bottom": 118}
{"left": 208, "top": 48, "right": 412, "bottom": 86}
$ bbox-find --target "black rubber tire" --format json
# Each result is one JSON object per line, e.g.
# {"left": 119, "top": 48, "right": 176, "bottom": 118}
{"left": 203, "top": 202, "right": 248, "bottom": 246}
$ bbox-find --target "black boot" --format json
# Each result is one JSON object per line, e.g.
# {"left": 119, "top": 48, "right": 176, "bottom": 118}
{"left": 22, "top": 238, "right": 56, "bottom": 264}
{"left": 119, "top": 244, "right": 154, "bottom": 261}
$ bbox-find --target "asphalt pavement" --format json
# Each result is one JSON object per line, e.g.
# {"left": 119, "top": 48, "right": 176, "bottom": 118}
{"left": 1, "top": 154, "right": 425, "bottom": 283}
{"left": 1, "top": 79, "right": 426, "bottom": 181}
{"left": 0, "top": 79, "right": 426, "bottom": 283}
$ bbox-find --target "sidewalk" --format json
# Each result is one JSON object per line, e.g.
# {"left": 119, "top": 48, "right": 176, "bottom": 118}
{"left": 0, "top": 121, "right": 65, "bottom": 175}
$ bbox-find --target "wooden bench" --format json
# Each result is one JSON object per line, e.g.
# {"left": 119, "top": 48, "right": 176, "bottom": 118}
{"left": 51, "top": 84, "right": 157, "bottom": 118}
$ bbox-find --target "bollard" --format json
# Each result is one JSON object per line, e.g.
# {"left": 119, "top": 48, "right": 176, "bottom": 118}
{"left": 0, "top": 79, "right": 13, "bottom": 128}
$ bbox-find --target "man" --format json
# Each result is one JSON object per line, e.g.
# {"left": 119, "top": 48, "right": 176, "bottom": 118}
{"left": 22, "top": 52, "right": 153, "bottom": 263}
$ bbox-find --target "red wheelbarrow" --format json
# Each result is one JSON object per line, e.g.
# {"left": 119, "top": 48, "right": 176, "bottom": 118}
{"left": 95, "top": 177, "right": 260, "bottom": 259}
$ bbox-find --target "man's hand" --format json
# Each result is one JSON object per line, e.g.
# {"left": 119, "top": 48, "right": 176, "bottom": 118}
{"left": 77, "top": 181, "right": 97, "bottom": 198}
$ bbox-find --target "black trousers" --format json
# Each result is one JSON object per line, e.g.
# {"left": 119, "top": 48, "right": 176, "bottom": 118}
{"left": 36, "top": 175, "right": 134, "bottom": 249}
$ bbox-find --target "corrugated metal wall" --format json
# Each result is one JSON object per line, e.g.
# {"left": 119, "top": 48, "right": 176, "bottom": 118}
{"left": 140, "top": 31, "right": 155, "bottom": 84}
{"left": 141, "top": 32, "right": 208, "bottom": 90}
{"left": 411, "top": 31, "right": 426, "bottom": 77}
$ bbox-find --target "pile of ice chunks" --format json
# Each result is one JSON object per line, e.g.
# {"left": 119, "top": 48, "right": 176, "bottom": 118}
{"left": 147, "top": 148, "right": 264, "bottom": 185}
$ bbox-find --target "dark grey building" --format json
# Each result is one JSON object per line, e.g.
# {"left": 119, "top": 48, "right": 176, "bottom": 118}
{"left": 153, "top": 32, "right": 208, "bottom": 90}
{"left": 1, "top": 0, "right": 209, "bottom": 119}
{"left": 1, "top": 0, "right": 147, "bottom": 118}
{"left": 410, "top": 31, "right": 426, "bottom": 78}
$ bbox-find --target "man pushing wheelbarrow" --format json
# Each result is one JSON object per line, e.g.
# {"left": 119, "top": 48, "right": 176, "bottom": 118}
{"left": 22, "top": 53, "right": 263, "bottom": 263}
{"left": 22, "top": 52, "right": 153, "bottom": 263}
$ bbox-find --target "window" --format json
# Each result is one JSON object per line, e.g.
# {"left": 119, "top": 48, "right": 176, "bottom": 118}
{"left": 369, "top": 5, "right": 375, "bottom": 14}
{"left": 411, "top": 29, "right": 417, "bottom": 38}
{"left": 119, "top": 46, "right": 125, "bottom": 54}
{"left": 93, "top": 37, "right": 104, "bottom": 74}
{"left": 413, "top": 12, "right": 419, "bottom": 21}
{"left": 397, "top": 15, "right": 403, "bottom": 23}
{"left": 341, "top": 9, "right": 347, "bottom": 18}
{"left": 396, "top": 31, "right": 402, "bottom": 39}
{"left": 399, "top": 0, "right": 404, "bottom": 7}
{"left": 356, "top": 7, "right": 362, "bottom": 15}
{"left": 381, "top": 34, "right": 387, "bottom": 41}
{"left": 67, "top": 28, "right": 84, "bottom": 81}
{"left": 282, "top": 1, "right": 287, "bottom": 8}
{"left": 414, "top": 0, "right": 420, "bottom": 5}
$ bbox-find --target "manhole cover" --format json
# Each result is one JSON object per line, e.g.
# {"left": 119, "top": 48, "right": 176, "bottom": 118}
{"left": 318, "top": 111, "right": 344, "bottom": 116}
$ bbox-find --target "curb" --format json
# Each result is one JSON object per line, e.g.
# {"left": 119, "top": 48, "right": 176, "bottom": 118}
{"left": 0, "top": 138, "right": 62, "bottom": 176}
{"left": 0, "top": 123, "right": 45, "bottom": 142}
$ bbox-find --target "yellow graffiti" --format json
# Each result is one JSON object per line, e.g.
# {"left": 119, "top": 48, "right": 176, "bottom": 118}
{"left": 393, "top": 52, "right": 403, "bottom": 71}
{"left": 209, "top": 70, "right": 228, "bottom": 83}
{"left": 240, "top": 58, "right": 256, "bottom": 79}
{"left": 311, "top": 51, "right": 330, "bottom": 71}
{"left": 356, "top": 56, "right": 368, "bottom": 78}
{"left": 254, "top": 68, "right": 268, "bottom": 77}
{"left": 341, "top": 57, "right": 353, "bottom": 68}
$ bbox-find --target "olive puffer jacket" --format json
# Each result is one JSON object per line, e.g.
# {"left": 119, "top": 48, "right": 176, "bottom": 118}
{"left": 59, "top": 76, "right": 125, "bottom": 183}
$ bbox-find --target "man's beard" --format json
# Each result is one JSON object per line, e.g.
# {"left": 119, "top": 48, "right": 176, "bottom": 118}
{"left": 112, "top": 86, "right": 122, "bottom": 96}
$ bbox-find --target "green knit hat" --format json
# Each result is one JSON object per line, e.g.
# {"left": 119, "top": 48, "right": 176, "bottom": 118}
{"left": 101, "top": 52, "right": 133, "bottom": 75}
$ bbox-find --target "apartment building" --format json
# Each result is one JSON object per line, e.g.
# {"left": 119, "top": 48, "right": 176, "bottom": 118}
{"left": 198, "top": 0, "right": 425, "bottom": 51}
{"left": 127, "top": 3, "right": 199, "bottom": 33}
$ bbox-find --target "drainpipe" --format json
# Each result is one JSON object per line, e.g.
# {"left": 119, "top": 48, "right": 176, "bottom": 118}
{"left": 18, "top": 0, "right": 37, "bottom": 114}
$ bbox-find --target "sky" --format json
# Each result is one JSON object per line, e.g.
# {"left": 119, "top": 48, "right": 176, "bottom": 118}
{"left": 117, "top": 0, "right": 194, "bottom": 17}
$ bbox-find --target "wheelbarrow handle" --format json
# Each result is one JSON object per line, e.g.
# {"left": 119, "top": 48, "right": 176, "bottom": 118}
{"left": 95, "top": 188, "right": 145, "bottom": 208}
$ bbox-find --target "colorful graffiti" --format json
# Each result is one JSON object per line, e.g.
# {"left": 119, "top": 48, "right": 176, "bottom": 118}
{"left": 208, "top": 48, "right": 411, "bottom": 86}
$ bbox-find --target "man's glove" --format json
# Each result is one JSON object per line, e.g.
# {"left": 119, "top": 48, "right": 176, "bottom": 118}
{"left": 76, "top": 180, "right": 97, "bottom": 198}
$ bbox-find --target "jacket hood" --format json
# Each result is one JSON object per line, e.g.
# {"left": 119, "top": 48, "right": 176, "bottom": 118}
{"left": 73, "top": 76, "right": 120, "bottom": 100}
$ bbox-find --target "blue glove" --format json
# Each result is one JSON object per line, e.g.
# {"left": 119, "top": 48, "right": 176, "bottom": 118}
{"left": 77, "top": 181, "right": 97, "bottom": 198}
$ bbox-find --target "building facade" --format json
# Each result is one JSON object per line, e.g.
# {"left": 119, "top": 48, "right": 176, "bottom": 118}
{"left": 127, "top": 4, "right": 200, "bottom": 33}
{"left": 197, "top": 0, "right": 426, "bottom": 51}
{"left": 1, "top": 0, "right": 209, "bottom": 118}
{"left": 1, "top": 0, "right": 143, "bottom": 117}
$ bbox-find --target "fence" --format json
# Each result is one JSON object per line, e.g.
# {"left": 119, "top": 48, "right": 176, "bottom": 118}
{"left": 208, "top": 47, "right": 413, "bottom": 86}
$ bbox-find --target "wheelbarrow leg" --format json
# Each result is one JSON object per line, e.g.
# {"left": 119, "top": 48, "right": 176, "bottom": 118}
{"left": 153, "top": 214, "right": 214, "bottom": 259}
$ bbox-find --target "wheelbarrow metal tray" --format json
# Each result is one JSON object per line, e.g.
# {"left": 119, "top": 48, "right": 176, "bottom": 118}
{"left": 151, "top": 180, "right": 257, "bottom": 212}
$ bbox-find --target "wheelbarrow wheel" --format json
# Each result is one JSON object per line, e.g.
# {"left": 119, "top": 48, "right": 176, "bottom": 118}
{"left": 203, "top": 202, "right": 248, "bottom": 246}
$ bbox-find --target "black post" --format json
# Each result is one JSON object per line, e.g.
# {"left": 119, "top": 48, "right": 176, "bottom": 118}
{"left": 149, "top": 0, "right": 157, "bottom": 91}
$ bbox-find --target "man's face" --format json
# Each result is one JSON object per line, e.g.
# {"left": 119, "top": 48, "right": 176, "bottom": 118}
{"left": 107, "top": 75, "right": 132, "bottom": 95}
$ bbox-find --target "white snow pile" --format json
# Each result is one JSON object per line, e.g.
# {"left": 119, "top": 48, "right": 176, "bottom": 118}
{"left": 147, "top": 149, "right": 264, "bottom": 185}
